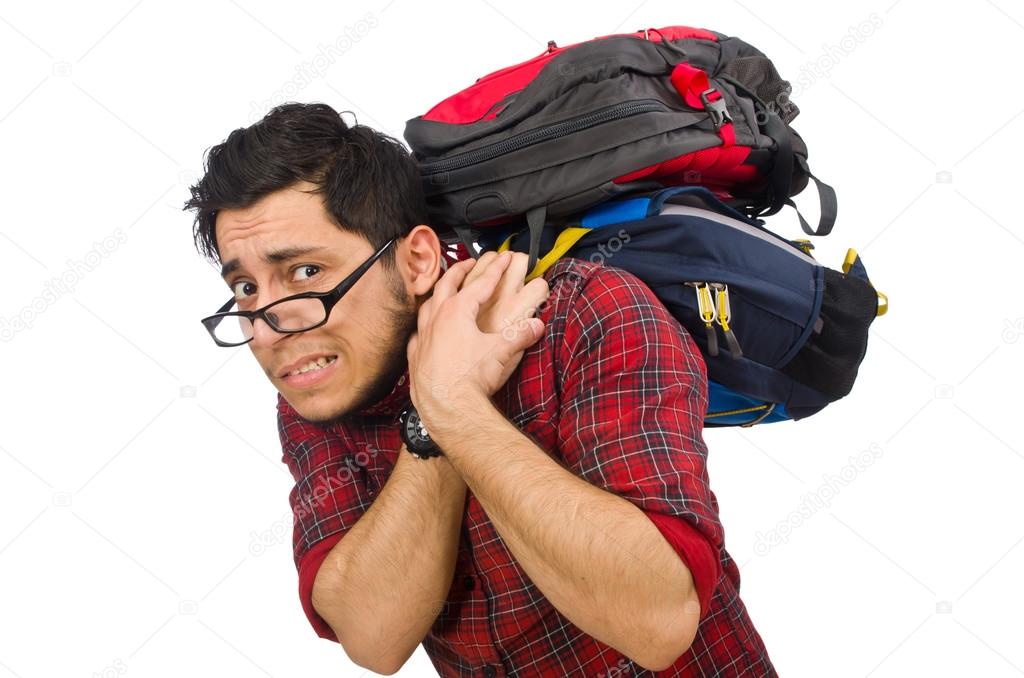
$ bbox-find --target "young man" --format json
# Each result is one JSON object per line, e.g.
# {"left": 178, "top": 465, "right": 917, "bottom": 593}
{"left": 185, "top": 103, "right": 776, "bottom": 677}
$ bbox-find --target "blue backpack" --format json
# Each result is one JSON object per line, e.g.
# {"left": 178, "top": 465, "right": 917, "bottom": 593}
{"left": 477, "top": 186, "right": 887, "bottom": 427}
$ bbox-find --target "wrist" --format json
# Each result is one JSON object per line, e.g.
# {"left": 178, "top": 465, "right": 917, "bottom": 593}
{"left": 420, "top": 392, "right": 498, "bottom": 452}
{"left": 397, "top": 441, "right": 463, "bottom": 479}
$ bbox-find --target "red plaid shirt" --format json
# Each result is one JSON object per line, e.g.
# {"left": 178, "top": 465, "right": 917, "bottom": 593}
{"left": 278, "top": 254, "right": 777, "bottom": 677}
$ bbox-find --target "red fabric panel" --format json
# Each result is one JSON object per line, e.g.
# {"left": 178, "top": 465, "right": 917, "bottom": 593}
{"left": 422, "top": 26, "right": 718, "bottom": 124}
{"left": 642, "top": 509, "right": 723, "bottom": 619}
{"left": 612, "top": 146, "right": 757, "bottom": 186}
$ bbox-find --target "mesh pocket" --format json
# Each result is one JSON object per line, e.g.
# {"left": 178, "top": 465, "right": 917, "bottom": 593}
{"left": 720, "top": 56, "right": 799, "bottom": 123}
{"left": 780, "top": 268, "right": 878, "bottom": 400}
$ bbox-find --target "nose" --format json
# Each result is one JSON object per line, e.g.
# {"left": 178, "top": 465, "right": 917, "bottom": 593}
{"left": 248, "top": 314, "right": 282, "bottom": 349}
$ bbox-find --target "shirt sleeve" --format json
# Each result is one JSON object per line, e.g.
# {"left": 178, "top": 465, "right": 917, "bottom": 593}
{"left": 556, "top": 264, "right": 724, "bottom": 618}
{"left": 277, "top": 394, "right": 375, "bottom": 642}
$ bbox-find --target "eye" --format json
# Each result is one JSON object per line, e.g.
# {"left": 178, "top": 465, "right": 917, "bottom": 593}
{"left": 292, "top": 264, "right": 321, "bottom": 282}
{"left": 231, "top": 280, "right": 257, "bottom": 300}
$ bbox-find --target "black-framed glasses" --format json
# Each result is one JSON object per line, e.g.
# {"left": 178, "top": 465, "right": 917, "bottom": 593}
{"left": 201, "top": 238, "right": 396, "bottom": 347}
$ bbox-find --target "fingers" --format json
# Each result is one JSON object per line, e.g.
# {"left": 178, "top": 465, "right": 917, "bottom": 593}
{"left": 430, "top": 257, "right": 476, "bottom": 308}
{"left": 417, "top": 250, "right": 512, "bottom": 333}
{"left": 499, "top": 311, "right": 545, "bottom": 350}
{"left": 462, "top": 251, "right": 512, "bottom": 319}
{"left": 461, "top": 250, "right": 509, "bottom": 290}
{"left": 422, "top": 250, "right": 545, "bottom": 334}
{"left": 420, "top": 255, "right": 478, "bottom": 329}
{"left": 496, "top": 275, "right": 550, "bottom": 336}
{"left": 520, "top": 276, "right": 550, "bottom": 317}
{"left": 497, "top": 251, "right": 531, "bottom": 297}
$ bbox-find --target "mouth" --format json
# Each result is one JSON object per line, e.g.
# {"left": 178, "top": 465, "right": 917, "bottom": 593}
{"left": 280, "top": 352, "right": 339, "bottom": 391}
{"left": 278, "top": 356, "right": 337, "bottom": 383}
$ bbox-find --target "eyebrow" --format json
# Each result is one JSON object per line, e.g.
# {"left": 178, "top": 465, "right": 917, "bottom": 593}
{"left": 220, "top": 246, "right": 331, "bottom": 279}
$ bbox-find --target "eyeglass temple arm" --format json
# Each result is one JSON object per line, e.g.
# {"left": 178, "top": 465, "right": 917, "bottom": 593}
{"left": 325, "top": 237, "right": 398, "bottom": 303}
{"left": 201, "top": 297, "right": 238, "bottom": 329}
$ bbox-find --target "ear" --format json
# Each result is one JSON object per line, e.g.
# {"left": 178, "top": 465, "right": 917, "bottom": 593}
{"left": 397, "top": 225, "right": 443, "bottom": 298}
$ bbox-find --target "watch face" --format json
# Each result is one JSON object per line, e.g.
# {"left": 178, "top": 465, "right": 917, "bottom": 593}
{"left": 402, "top": 410, "right": 433, "bottom": 447}
{"left": 401, "top": 408, "right": 440, "bottom": 458}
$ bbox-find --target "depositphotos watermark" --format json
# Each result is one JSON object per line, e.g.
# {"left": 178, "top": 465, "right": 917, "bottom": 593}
{"left": 1002, "top": 317, "right": 1024, "bottom": 343}
{"left": 752, "top": 442, "right": 884, "bottom": 556}
{"left": 90, "top": 658, "right": 127, "bottom": 678}
{"left": 250, "top": 442, "right": 381, "bottom": 556}
{"left": 1, "top": 228, "right": 128, "bottom": 342}
{"left": 765, "top": 13, "right": 883, "bottom": 121}
{"left": 248, "top": 13, "right": 378, "bottom": 123}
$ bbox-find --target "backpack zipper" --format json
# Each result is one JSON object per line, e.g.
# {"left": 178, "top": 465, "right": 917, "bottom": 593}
{"left": 686, "top": 281, "right": 719, "bottom": 357}
{"left": 706, "top": 402, "right": 777, "bottom": 427}
{"left": 709, "top": 282, "right": 743, "bottom": 358}
{"left": 421, "top": 100, "right": 670, "bottom": 176}
{"left": 686, "top": 281, "right": 743, "bottom": 359}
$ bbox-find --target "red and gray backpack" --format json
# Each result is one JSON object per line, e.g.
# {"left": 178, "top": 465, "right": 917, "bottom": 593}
{"left": 403, "top": 25, "right": 886, "bottom": 426}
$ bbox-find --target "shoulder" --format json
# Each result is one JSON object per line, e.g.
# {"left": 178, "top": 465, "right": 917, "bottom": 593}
{"left": 542, "top": 256, "right": 668, "bottom": 314}
{"left": 541, "top": 256, "right": 696, "bottom": 359}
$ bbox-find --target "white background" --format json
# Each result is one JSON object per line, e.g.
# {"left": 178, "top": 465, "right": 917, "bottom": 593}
{"left": 1, "top": 1, "right": 1022, "bottom": 676}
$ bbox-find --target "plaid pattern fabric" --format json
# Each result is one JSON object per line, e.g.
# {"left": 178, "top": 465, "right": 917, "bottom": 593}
{"left": 278, "top": 256, "right": 777, "bottom": 676}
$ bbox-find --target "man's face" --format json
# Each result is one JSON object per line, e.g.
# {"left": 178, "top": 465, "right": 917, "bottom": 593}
{"left": 214, "top": 181, "right": 438, "bottom": 423}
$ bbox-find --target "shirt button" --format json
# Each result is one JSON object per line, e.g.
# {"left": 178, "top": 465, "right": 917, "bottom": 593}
{"left": 482, "top": 665, "right": 496, "bottom": 678}
{"left": 463, "top": 575, "right": 475, "bottom": 590}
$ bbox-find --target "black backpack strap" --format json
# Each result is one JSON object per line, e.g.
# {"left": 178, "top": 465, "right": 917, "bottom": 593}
{"left": 754, "top": 112, "right": 837, "bottom": 236}
{"left": 452, "top": 225, "right": 480, "bottom": 260}
{"left": 786, "top": 157, "right": 838, "bottom": 236}
{"left": 525, "top": 205, "right": 547, "bottom": 274}
{"left": 759, "top": 110, "right": 793, "bottom": 218}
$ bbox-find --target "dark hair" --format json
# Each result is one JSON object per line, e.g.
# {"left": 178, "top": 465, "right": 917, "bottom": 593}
{"left": 183, "top": 102, "right": 428, "bottom": 272}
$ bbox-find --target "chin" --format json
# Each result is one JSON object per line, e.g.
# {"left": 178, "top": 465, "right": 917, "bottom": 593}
{"left": 295, "top": 403, "right": 345, "bottom": 425}
{"left": 285, "top": 389, "right": 351, "bottom": 425}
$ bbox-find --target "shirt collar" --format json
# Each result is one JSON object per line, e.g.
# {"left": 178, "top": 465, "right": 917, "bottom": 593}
{"left": 348, "top": 365, "right": 411, "bottom": 420}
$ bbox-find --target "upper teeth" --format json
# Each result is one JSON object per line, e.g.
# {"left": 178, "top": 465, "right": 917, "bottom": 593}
{"left": 289, "top": 356, "right": 336, "bottom": 376}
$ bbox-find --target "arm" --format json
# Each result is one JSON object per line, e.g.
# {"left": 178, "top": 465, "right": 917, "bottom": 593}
{"left": 312, "top": 448, "right": 466, "bottom": 675}
{"left": 305, "top": 251, "right": 539, "bottom": 672}
{"left": 430, "top": 400, "right": 700, "bottom": 672}
{"left": 411, "top": 260, "right": 721, "bottom": 671}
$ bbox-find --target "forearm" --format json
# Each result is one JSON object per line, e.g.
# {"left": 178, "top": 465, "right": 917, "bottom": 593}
{"left": 312, "top": 447, "right": 466, "bottom": 673}
{"left": 432, "top": 398, "right": 699, "bottom": 671}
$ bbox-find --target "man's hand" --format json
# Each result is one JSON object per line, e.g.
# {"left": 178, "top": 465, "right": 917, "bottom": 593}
{"left": 406, "top": 250, "right": 549, "bottom": 440}
{"left": 464, "top": 251, "right": 546, "bottom": 334}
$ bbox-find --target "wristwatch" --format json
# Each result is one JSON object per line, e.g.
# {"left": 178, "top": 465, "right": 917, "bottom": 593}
{"left": 398, "top": 404, "right": 443, "bottom": 459}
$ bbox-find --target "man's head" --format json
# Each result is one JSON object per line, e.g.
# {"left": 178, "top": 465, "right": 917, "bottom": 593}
{"left": 184, "top": 103, "right": 444, "bottom": 424}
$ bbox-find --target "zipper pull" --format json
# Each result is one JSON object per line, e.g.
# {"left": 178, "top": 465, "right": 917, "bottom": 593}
{"left": 687, "top": 282, "right": 718, "bottom": 357}
{"left": 711, "top": 283, "right": 743, "bottom": 358}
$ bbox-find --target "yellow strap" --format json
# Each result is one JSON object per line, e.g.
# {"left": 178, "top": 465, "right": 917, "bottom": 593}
{"left": 842, "top": 247, "right": 859, "bottom": 275}
{"left": 494, "top": 226, "right": 594, "bottom": 281}
{"left": 842, "top": 247, "right": 889, "bottom": 318}
{"left": 525, "top": 227, "right": 593, "bottom": 281}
